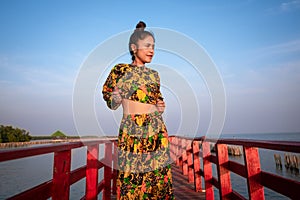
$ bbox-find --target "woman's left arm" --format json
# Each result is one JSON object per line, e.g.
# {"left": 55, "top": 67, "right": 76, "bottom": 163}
{"left": 155, "top": 71, "right": 166, "bottom": 113}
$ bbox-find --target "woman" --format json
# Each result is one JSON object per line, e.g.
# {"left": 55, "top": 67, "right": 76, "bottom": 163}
{"left": 102, "top": 21, "right": 174, "bottom": 199}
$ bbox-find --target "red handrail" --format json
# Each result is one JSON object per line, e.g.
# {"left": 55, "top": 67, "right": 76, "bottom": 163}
{"left": 1, "top": 137, "right": 300, "bottom": 199}
{"left": 169, "top": 136, "right": 300, "bottom": 200}
{"left": 0, "top": 139, "right": 117, "bottom": 200}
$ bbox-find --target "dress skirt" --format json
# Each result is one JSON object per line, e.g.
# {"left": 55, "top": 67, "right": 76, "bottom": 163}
{"left": 117, "top": 111, "right": 174, "bottom": 200}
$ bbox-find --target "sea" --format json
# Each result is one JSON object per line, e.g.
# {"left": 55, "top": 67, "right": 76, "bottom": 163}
{"left": 0, "top": 132, "right": 299, "bottom": 200}
{"left": 214, "top": 132, "right": 300, "bottom": 200}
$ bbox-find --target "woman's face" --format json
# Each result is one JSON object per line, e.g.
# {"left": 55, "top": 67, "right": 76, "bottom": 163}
{"left": 132, "top": 35, "right": 155, "bottom": 65}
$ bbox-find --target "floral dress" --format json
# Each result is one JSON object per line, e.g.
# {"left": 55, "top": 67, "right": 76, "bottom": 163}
{"left": 102, "top": 64, "right": 174, "bottom": 200}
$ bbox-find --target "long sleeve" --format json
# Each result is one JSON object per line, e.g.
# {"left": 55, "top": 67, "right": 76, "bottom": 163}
{"left": 155, "top": 71, "right": 164, "bottom": 101}
{"left": 102, "top": 65, "right": 122, "bottom": 110}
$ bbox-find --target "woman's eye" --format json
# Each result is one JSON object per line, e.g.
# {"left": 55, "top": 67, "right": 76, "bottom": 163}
{"left": 144, "top": 43, "right": 154, "bottom": 49}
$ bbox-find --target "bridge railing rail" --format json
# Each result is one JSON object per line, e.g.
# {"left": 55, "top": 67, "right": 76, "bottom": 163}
{"left": 168, "top": 136, "right": 300, "bottom": 200}
{"left": 0, "top": 139, "right": 117, "bottom": 200}
{"left": 1, "top": 136, "right": 300, "bottom": 199}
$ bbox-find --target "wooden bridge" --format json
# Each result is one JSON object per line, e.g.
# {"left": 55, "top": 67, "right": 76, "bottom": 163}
{"left": 0, "top": 136, "right": 299, "bottom": 199}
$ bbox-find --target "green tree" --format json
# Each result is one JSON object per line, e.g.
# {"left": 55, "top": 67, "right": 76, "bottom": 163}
{"left": 51, "top": 130, "right": 66, "bottom": 139}
{"left": 0, "top": 125, "right": 31, "bottom": 143}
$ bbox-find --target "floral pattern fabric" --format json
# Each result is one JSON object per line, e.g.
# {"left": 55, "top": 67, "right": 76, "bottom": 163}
{"left": 102, "top": 64, "right": 163, "bottom": 110}
{"left": 102, "top": 64, "right": 174, "bottom": 199}
{"left": 117, "top": 112, "right": 174, "bottom": 199}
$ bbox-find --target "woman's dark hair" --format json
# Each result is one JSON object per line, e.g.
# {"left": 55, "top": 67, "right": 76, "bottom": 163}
{"left": 129, "top": 21, "right": 155, "bottom": 61}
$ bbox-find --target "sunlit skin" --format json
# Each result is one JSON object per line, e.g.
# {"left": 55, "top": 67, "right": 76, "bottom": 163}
{"left": 112, "top": 35, "right": 166, "bottom": 114}
{"left": 131, "top": 35, "right": 155, "bottom": 66}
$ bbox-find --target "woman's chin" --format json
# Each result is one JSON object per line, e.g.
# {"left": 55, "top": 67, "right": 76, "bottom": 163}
{"left": 145, "top": 59, "right": 153, "bottom": 63}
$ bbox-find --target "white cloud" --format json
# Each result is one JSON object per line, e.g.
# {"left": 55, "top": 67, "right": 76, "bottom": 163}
{"left": 221, "top": 58, "right": 300, "bottom": 134}
{"left": 0, "top": 54, "right": 78, "bottom": 96}
{"left": 265, "top": 0, "right": 300, "bottom": 14}
{"left": 280, "top": 0, "right": 300, "bottom": 11}
{"left": 0, "top": 54, "right": 80, "bottom": 135}
{"left": 228, "top": 59, "right": 300, "bottom": 94}
{"left": 255, "top": 39, "right": 300, "bottom": 57}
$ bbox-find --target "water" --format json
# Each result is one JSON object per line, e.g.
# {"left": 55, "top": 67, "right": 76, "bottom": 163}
{"left": 220, "top": 132, "right": 300, "bottom": 142}
{"left": 214, "top": 132, "right": 300, "bottom": 200}
{"left": 0, "top": 144, "right": 106, "bottom": 200}
{"left": 0, "top": 133, "right": 299, "bottom": 199}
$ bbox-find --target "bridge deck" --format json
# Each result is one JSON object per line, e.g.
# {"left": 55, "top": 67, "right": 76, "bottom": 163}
{"left": 111, "top": 164, "right": 205, "bottom": 200}
{"left": 172, "top": 164, "right": 206, "bottom": 199}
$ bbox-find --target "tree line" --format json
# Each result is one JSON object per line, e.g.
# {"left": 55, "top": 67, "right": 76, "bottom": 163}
{"left": 0, "top": 125, "right": 98, "bottom": 143}
{"left": 0, "top": 125, "right": 32, "bottom": 143}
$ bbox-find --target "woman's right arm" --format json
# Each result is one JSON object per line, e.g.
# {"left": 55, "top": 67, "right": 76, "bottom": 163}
{"left": 102, "top": 65, "right": 122, "bottom": 110}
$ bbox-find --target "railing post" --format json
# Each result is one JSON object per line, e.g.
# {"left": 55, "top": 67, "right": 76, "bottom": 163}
{"left": 86, "top": 144, "right": 99, "bottom": 200}
{"left": 112, "top": 141, "right": 118, "bottom": 195}
{"left": 193, "top": 140, "right": 202, "bottom": 192}
{"left": 182, "top": 138, "right": 188, "bottom": 175}
{"left": 174, "top": 137, "right": 180, "bottom": 166}
{"left": 187, "top": 139, "right": 194, "bottom": 183}
{"left": 244, "top": 146, "right": 264, "bottom": 200}
{"left": 168, "top": 136, "right": 174, "bottom": 162}
{"left": 216, "top": 144, "right": 232, "bottom": 199}
{"left": 203, "top": 140, "right": 214, "bottom": 200}
{"left": 171, "top": 137, "right": 177, "bottom": 163}
{"left": 103, "top": 143, "right": 112, "bottom": 200}
{"left": 178, "top": 138, "right": 183, "bottom": 167}
{"left": 52, "top": 150, "right": 71, "bottom": 200}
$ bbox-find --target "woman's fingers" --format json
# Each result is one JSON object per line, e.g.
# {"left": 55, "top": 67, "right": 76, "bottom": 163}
{"left": 112, "top": 88, "right": 122, "bottom": 103}
{"left": 156, "top": 100, "right": 165, "bottom": 113}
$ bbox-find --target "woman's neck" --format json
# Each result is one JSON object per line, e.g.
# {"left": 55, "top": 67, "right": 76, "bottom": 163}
{"left": 132, "top": 60, "right": 145, "bottom": 67}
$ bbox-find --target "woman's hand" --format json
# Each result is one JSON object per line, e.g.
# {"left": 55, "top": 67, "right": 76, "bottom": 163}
{"left": 156, "top": 99, "right": 165, "bottom": 113}
{"left": 112, "top": 87, "right": 122, "bottom": 104}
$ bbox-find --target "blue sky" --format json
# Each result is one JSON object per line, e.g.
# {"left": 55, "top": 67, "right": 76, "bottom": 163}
{"left": 0, "top": 0, "right": 300, "bottom": 137}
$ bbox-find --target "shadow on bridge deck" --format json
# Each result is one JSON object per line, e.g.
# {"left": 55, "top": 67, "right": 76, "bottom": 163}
{"left": 172, "top": 164, "right": 206, "bottom": 199}
{"left": 111, "top": 164, "right": 206, "bottom": 200}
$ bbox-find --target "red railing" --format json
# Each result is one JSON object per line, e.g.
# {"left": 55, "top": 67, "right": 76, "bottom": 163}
{"left": 169, "top": 136, "right": 300, "bottom": 200}
{"left": 0, "top": 139, "right": 117, "bottom": 200}
{"left": 1, "top": 136, "right": 300, "bottom": 200}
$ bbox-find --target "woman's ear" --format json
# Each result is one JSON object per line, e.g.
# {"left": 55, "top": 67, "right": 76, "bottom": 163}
{"left": 131, "top": 44, "right": 137, "bottom": 53}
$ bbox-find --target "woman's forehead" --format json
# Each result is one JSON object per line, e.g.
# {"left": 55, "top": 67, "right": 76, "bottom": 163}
{"left": 139, "top": 35, "right": 154, "bottom": 44}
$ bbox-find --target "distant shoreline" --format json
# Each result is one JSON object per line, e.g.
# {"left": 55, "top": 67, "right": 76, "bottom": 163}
{"left": 0, "top": 139, "right": 78, "bottom": 148}
{"left": 0, "top": 136, "right": 118, "bottom": 148}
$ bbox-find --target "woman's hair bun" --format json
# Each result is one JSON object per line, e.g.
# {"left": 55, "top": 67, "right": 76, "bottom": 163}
{"left": 135, "top": 21, "right": 146, "bottom": 31}
{"left": 129, "top": 21, "right": 154, "bottom": 61}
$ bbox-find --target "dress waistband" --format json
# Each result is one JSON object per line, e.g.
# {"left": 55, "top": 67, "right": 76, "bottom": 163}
{"left": 122, "top": 111, "right": 161, "bottom": 119}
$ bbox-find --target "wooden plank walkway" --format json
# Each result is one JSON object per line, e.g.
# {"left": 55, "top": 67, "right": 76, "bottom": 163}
{"left": 172, "top": 164, "right": 206, "bottom": 199}
{"left": 111, "top": 164, "right": 205, "bottom": 199}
